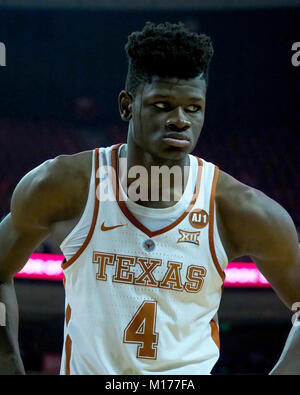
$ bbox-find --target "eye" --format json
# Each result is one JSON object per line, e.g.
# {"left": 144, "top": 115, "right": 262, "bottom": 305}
{"left": 186, "top": 105, "right": 201, "bottom": 113}
{"left": 153, "top": 102, "right": 171, "bottom": 110}
{"left": 152, "top": 102, "right": 202, "bottom": 113}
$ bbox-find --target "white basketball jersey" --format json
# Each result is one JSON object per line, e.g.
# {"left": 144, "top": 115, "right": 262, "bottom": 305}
{"left": 60, "top": 144, "right": 228, "bottom": 375}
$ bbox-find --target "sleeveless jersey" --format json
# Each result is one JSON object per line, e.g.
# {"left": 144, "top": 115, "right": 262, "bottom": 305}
{"left": 59, "top": 144, "right": 228, "bottom": 375}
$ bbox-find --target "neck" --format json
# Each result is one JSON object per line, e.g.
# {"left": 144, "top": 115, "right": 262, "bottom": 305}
{"left": 122, "top": 139, "right": 190, "bottom": 169}
{"left": 118, "top": 142, "right": 191, "bottom": 208}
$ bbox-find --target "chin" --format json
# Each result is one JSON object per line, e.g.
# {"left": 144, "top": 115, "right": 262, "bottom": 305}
{"left": 153, "top": 146, "right": 191, "bottom": 162}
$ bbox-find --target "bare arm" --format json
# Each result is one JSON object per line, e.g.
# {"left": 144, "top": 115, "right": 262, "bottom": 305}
{"left": 216, "top": 171, "right": 300, "bottom": 374}
{"left": 0, "top": 164, "right": 54, "bottom": 374}
{"left": 0, "top": 279, "right": 25, "bottom": 374}
{"left": 0, "top": 152, "right": 91, "bottom": 374}
{"left": 217, "top": 171, "right": 300, "bottom": 308}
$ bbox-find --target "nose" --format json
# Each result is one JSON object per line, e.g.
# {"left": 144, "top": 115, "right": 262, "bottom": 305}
{"left": 165, "top": 107, "right": 191, "bottom": 132}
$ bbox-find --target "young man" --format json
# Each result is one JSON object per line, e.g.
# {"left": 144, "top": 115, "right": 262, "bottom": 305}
{"left": 0, "top": 22, "right": 299, "bottom": 375}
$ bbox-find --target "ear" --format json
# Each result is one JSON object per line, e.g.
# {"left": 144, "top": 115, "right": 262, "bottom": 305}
{"left": 118, "top": 90, "right": 133, "bottom": 121}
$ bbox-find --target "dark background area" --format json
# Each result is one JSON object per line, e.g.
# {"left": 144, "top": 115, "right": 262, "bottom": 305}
{"left": 0, "top": 3, "right": 299, "bottom": 374}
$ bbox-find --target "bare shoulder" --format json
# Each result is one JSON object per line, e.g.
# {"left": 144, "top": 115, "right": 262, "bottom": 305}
{"left": 215, "top": 170, "right": 298, "bottom": 261}
{"left": 216, "top": 170, "right": 277, "bottom": 215}
{"left": 11, "top": 150, "right": 93, "bottom": 232}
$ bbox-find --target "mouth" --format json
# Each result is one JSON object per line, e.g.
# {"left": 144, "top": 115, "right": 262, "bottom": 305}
{"left": 162, "top": 133, "right": 191, "bottom": 148}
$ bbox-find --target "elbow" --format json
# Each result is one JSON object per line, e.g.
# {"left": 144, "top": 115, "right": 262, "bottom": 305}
{"left": 0, "top": 268, "right": 14, "bottom": 285}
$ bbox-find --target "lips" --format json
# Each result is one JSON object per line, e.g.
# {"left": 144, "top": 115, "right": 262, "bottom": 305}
{"left": 162, "top": 133, "right": 191, "bottom": 148}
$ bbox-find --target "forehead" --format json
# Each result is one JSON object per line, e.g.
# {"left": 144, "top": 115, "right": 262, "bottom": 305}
{"left": 140, "top": 74, "right": 207, "bottom": 99}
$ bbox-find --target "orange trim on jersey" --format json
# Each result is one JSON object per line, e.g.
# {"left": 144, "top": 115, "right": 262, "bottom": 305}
{"left": 111, "top": 145, "right": 203, "bottom": 238}
{"left": 62, "top": 148, "right": 100, "bottom": 270}
{"left": 210, "top": 319, "right": 220, "bottom": 350}
{"left": 65, "top": 334, "right": 72, "bottom": 375}
{"left": 65, "top": 304, "right": 71, "bottom": 327}
{"left": 208, "top": 166, "right": 226, "bottom": 283}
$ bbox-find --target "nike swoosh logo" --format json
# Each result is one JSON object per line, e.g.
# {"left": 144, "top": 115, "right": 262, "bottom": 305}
{"left": 101, "top": 222, "right": 127, "bottom": 231}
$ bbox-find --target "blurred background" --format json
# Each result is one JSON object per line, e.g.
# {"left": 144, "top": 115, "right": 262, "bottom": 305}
{"left": 0, "top": 0, "right": 299, "bottom": 375}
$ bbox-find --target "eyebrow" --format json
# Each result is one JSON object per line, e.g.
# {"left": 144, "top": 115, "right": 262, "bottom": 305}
{"left": 149, "top": 94, "right": 205, "bottom": 102}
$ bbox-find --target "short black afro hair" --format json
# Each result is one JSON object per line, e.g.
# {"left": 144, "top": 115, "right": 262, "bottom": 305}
{"left": 125, "top": 21, "right": 214, "bottom": 95}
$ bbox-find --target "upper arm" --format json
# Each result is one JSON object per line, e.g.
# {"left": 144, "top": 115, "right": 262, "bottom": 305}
{"left": 0, "top": 162, "right": 53, "bottom": 282}
{"left": 0, "top": 152, "right": 91, "bottom": 282}
{"left": 246, "top": 192, "right": 300, "bottom": 308}
{"left": 216, "top": 171, "right": 300, "bottom": 308}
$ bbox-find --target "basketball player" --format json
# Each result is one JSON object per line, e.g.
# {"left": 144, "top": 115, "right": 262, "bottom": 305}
{"left": 0, "top": 22, "right": 299, "bottom": 375}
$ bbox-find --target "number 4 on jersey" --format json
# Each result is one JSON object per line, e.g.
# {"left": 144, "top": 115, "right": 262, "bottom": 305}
{"left": 123, "top": 300, "right": 159, "bottom": 359}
